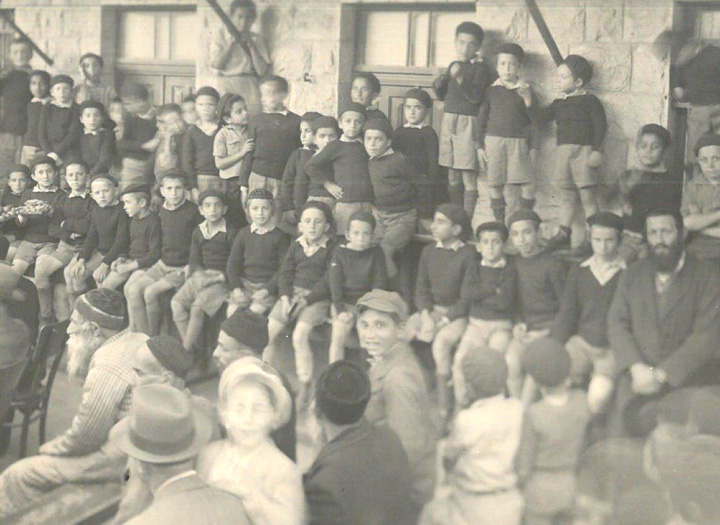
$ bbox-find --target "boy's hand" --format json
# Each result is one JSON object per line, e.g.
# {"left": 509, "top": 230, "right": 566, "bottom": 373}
{"left": 449, "top": 62, "right": 462, "bottom": 79}
{"left": 517, "top": 85, "right": 533, "bottom": 108}
{"left": 239, "top": 139, "right": 255, "bottom": 157}
{"left": 73, "top": 260, "right": 86, "bottom": 281}
{"left": 630, "top": 363, "right": 661, "bottom": 395}
{"left": 324, "top": 182, "right": 344, "bottom": 200}
{"left": 513, "top": 323, "right": 528, "bottom": 340}
{"left": 476, "top": 148, "right": 488, "bottom": 172}
{"left": 252, "top": 288, "right": 269, "bottom": 301}
{"left": 672, "top": 86, "right": 687, "bottom": 102}
{"left": 231, "top": 287, "right": 248, "bottom": 305}
{"left": 280, "top": 295, "right": 293, "bottom": 318}
{"left": 588, "top": 151, "right": 603, "bottom": 169}
{"left": 93, "top": 262, "right": 110, "bottom": 285}
{"left": 291, "top": 297, "right": 308, "bottom": 319}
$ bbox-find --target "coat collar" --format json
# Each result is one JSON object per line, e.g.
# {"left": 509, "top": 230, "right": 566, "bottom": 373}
{"left": 306, "top": 419, "right": 373, "bottom": 476}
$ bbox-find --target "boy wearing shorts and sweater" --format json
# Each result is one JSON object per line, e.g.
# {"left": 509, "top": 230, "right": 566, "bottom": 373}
{"left": 76, "top": 100, "right": 115, "bottom": 176}
{"left": 182, "top": 86, "right": 221, "bottom": 199}
{"left": 39, "top": 75, "right": 81, "bottom": 166}
{"left": 297, "top": 116, "right": 340, "bottom": 213}
{"left": 433, "top": 22, "right": 496, "bottom": 216}
{"left": 21, "top": 70, "right": 50, "bottom": 165}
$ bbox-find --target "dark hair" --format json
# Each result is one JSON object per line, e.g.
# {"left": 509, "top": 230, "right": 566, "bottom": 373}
{"left": 64, "top": 159, "right": 89, "bottom": 173}
{"left": 229, "top": 0, "right": 257, "bottom": 21}
{"left": 646, "top": 207, "right": 683, "bottom": 235}
{"left": 121, "top": 83, "right": 150, "bottom": 102}
{"left": 638, "top": 123, "right": 672, "bottom": 150}
{"left": 158, "top": 103, "right": 182, "bottom": 117}
{"left": 315, "top": 361, "right": 371, "bottom": 425}
{"left": 182, "top": 94, "right": 196, "bottom": 104}
{"left": 301, "top": 111, "right": 323, "bottom": 124}
{"left": 259, "top": 74, "right": 289, "bottom": 93}
{"left": 160, "top": 171, "right": 187, "bottom": 187}
{"left": 352, "top": 72, "right": 381, "bottom": 95}
{"left": 562, "top": 55, "right": 593, "bottom": 86}
{"left": 29, "top": 70, "right": 51, "bottom": 85}
{"left": 79, "top": 52, "right": 104, "bottom": 68}
{"left": 455, "top": 21, "right": 484, "bottom": 44}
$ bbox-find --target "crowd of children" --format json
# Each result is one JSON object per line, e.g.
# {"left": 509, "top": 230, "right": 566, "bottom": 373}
{"left": 2, "top": 13, "right": 720, "bottom": 525}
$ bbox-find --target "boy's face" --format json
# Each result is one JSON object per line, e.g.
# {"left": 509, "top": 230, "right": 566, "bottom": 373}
{"left": 108, "top": 102, "right": 124, "bottom": 124}
{"left": 247, "top": 198, "right": 273, "bottom": 228}
{"left": 195, "top": 95, "right": 218, "bottom": 122}
{"left": 510, "top": 220, "right": 540, "bottom": 257}
{"left": 259, "top": 82, "right": 287, "bottom": 113}
{"left": 455, "top": 32, "right": 481, "bottom": 61}
{"left": 315, "top": 127, "right": 338, "bottom": 150}
{"left": 497, "top": 53, "right": 521, "bottom": 83}
{"left": 80, "top": 57, "right": 102, "bottom": 81}
{"left": 51, "top": 82, "right": 72, "bottom": 104}
{"left": 160, "top": 177, "right": 186, "bottom": 206}
{"left": 10, "top": 43, "right": 31, "bottom": 68}
{"left": 299, "top": 207, "right": 329, "bottom": 244}
{"left": 357, "top": 308, "right": 401, "bottom": 358}
{"left": 230, "top": 7, "right": 254, "bottom": 32}
{"left": 478, "top": 230, "right": 505, "bottom": 263}
{"left": 29, "top": 75, "right": 49, "bottom": 99}
{"left": 122, "top": 193, "right": 146, "bottom": 217}
{"left": 351, "top": 77, "right": 376, "bottom": 107}
{"left": 340, "top": 111, "right": 365, "bottom": 139}
{"left": 32, "top": 163, "right": 56, "bottom": 189}
{"left": 80, "top": 108, "right": 103, "bottom": 131}
{"left": 159, "top": 110, "right": 185, "bottom": 135}
{"left": 300, "top": 121, "right": 315, "bottom": 148}
{"left": 430, "top": 212, "right": 459, "bottom": 243}
{"left": 200, "top": 195, "right": 227, "bottom": 223}
{"left": 223, "top": 381, "right": 275, "bottom": 449}
{"left": 91, "top": 179, "right": 115, "bottom": 207}
{"left": 698, "top": 145, "right": 720, "bottom": 182}
{"left": 590, "top": 225, "right": 620, "bottom": 262}
{"left": 64, "top": 164, "right": 89, "bottom": 192}
{"left": 123, "top": 95, "right": 149, "bottom": 116}
{"left": 182, "top": 101, "right": 198, "bottom": 126}
{"left": 228, "top": 100, "right": 249, "bottom": 126}
{"left": 7, "top": 171, "right": 28, "bottom": 195}
{"left": 346, "top": 219, "right": 373, "bottom": 250}
{"left": 556, "top": 64, "right": 582, "bottom": 94}
{"left": 403, "top": 98, "right": 427, "bottom": 126}
{"left": 637, "top": 133, "right": 666, "bottom": 169}
{"left": 213, "top": 331, "right": 252, "bottom": 372}
{"left": 364, "top": 129, "right": 391, "bottom": 158}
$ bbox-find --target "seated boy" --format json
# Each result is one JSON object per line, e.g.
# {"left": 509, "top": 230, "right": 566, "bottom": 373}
{"left": 364, "top": 118, "right": 418, "bottom": 286}
{"left": 76, "top": 100, "right": 115, "bottom": 175}
{"left": 551, "top": 212, "right": 625, "bottom": 414}
{"left": 227, "top": 188, "right": 290, "bottom": 317}
{"left": 64, "top": 174, "right": 129, "bottom": 302}
{"left": 172, "top": 189, "right": 238, "bottom": 355}
{"left": 297, "top": 116, "right": 340, "bottom": 212}
{"left": 38, "top": 75, "right": 81, "bottom": 166}
{"left": 125, "top": 171, "right": 201, "bottom": 335}
{"left": 328, "top": 210, "right": 388, "bottom": 363}
{"left": 351, "top": 72, "right": 387, "bottom": 121}
{"left": 1, "top": 164, "right": 30, "bottom": 261}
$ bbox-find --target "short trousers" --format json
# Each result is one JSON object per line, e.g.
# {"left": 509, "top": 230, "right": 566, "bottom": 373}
{"left": 229, "top": 277, "right": 277, "bottom": 312}
{"left": 14, "top": 240, "right": 55, "bottom": 264}
{"left": 439, "top": 113, "right": 480, "bottom": 171}
{"left": 45, "top": 240, "right": 81, "bottom": 266}
{"left": 118, "top": 157, "right": 151, "bottom": 191}
{"left": 331, "top": 302, "right": 357, "bottom": 324}
{"left": 268, "top": 287, "right": 329, "bottom": 327}
{"left": 334, "top": 201, "right": 372, "bottom": 236}
{"left": 171, "top": 277, "right": 228, "bottom": 320}
{"left": 372, "top": 207, "right": 417, "bottom": 251}
{"left": 554, "top": 144, "right": 598, "bottom": 189}
{"left": 144, "top": 259, "right": 187, "bottom": 289}
{"left": 565, "top": 335, "right": 615, "bottom": 379}
{"left": 485, "top": 136, "right": 532, "bottom": 187}
{"left": 248, "top": 172, "right": 281, "bottom": 200}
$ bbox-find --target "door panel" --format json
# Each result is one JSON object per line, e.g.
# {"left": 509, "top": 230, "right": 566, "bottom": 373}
{"left": 165, "top": 75, "right": 195, "bottom": 104}
{"left": 374, "top": 78, "right": 445, "bottom": 137}
{"left": 117, "top": 72, "right": 163, "bottom": 106}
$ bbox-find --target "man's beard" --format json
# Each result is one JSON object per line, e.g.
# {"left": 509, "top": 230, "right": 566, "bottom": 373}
{"left": 650, "top": 240, "right": 683, "bottom": 273}
{"left": 66, "top": 329, "right": 106, "bottom": 380}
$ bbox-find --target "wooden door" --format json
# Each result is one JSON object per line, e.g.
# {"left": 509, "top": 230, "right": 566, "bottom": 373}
{"left": 165, "top": 75, "right": 195, "bottom": 104}
{"left": 376, "top": 80, "right": 445, "bottom": 134}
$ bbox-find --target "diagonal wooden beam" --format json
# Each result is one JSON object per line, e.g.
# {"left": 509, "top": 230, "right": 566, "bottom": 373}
{"left": 203, "top": 0, "right": 246, "bottom": 47}
{"left": 0, "top": 11, "right": 53, "bottom": 66}
{"left": 524, "top": 0, "right": 564, "bottom": 66}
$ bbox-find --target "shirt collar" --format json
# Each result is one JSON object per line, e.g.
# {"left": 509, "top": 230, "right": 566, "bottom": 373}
{"left": 491, "top": 78, "right": 529, "bottom": 90}
{"left": 481, "top": 257, "right": 507, "bottom": 268}
{"left": 51, "top": 100, "right": 72, "bottom": 109}
{"left": 435, "top": 239, "right": 465, "bottom": 252}
{"left": 403, "top": 122, "right": 427, "bottom": 129}
{"left": 580, "top": 255, "right": 626, "bottom": 286}
{"left": 31, "top": 96, "right": 50, "bottom": 104}
{"left": 340, "top": 135, "right": 363, "bottom": 143}
{"left": 369, "top": 147, "right": 394, "bottom": 160}
{"left": 163, "top": 199, "right": 186, "bottom": 211}
{"left": 68, "top": 188, "right": 90, "bottom": 199}
{"left": 561, "top": 88, "right": 587, "bottom": 100}
{"left": 265, "top": 108, "right": 288, "bottom": 116}
{"left": 199, "top": 218, "right": 227, "bottom": 240}
{"left": 84, "top": 129, "right": 100, "bottom": 135}
{"left": 250, "top": 223, "right": 276, "bottom": 235}
{"left": 33, "top": 185, "right": 58, "bottom": 193}
{"left": 297, "top": 235, "right": 329, "bottom": 257}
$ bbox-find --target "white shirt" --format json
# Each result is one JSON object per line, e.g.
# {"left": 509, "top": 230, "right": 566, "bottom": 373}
{"left": 435, "top": 239, "right": 465, "bottom": 252}
{"left": 580, "top": 255, "right": 626, "bottom": 286}
{"left": 199, "top": 218, "right": 227, "bottom": 240}
{"left": 250, "top": 223, "right": 276, "bottom": 235}
{"left": 297, "top": 235, "right": 329, "bottom": 257}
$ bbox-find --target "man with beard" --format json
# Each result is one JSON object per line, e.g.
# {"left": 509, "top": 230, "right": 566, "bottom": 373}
{"left": 608, "top": 208, "right": 720, "bottom": 436}
{"left": 0, "top": 288, "right": 149, "bottom": 519}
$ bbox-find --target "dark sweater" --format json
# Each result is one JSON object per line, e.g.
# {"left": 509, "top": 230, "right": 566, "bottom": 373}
{"left": 478, "top": 84, "right": 535, "bottom": 145}
{"left": 39, "top": 103, "right": 81, "bottom": 157}
{"left": 158, "top": 200, "right": 201, "bottom": 267}
{"left": 537, "top": 94, "right": 607, "bottom": 150}
{"left": 432, "top": 60, "right": 496, "bottom": 116}
{"left": 227, "top": 226, "right": 290, "bottom": 293}
{"left": 622, "top": 169, "right": 683, "bottom": 234}
{"left": 415, "top": 243, "right": 476, "bottom": 318}
{"left": 369, "top": 151, "right": 416, "bottom": 213}
{"left": 392, "top": 126, "right": 440, "bottom": 219}
{"left": 181, "top": 124, "right": 220, "bottom": 187}
{"left": 551, "top": 264, "right": 621, "bottom": 348}
{"left": 1, "top": 190, "right": 24, "bottom": 238}
{"left": 514, "top": 252, "right": 566, "bottom": 330}
{"left": 188, "top": 223, "right": 238, "bottom": 275}
{"left": 18, "top": 188, "right": 65, "bottom": 244}
{"left": 240, "top": 112, "right": 302, "bottom": 184}
{"left": 78, "top": 129, "right": 116, "bottom": 175}
{"left": 23, "top": 99, "right": 48, "bottom": 148}
{"left": 80, "top": 203, "right": 130, "bottom": 265}
{"left": 328, "top": 244, "right": 388, "bottom": 311}
{"left": 281, "top": 147, "right": 314, "bottom": 211}
{"left": 0, "top": 69, "right": 32, "bottom": 136}
{"left": 305, "top": 140, "right": 374, "bottom": 203}
{"left": 461, "top": 258, "right": 518, "bottom": 321}
{"left": 49, "top": 192, "right": 94, "bottom": 246}
{"left": 678, "top": 44, "right": 720, "bottom": 105}
{"left": 117, "top": 115, "right": 156, "bottom": 162}
{"left": 128, "top": 213, "right": 162, "bottom": 269}
{"left": 278, "top": 237, "right": 334, "bottom": 303}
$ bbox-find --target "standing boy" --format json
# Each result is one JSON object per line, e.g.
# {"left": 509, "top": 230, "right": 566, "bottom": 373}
{"left": 0, "top": 39, "right": 33, "bottom": 180}
{"left": 76, "top": 100, "right": 115, "bottom": 175}
{"left": 73, "top": 53, "right": 118, "bottom": 107}
{"left": 21, "top": 70, "right": 51, "bottom": 165}
{"left": 351, "top": 72, "right": 387, "bottom": 121}
{"left": 297, "top": 116, "right": 340, "bottom": 213}
{"left": 181, "top": 86, "right": 221, "bottom": 199}
{"left": 39, "top": 75, "right": 81, "bottom": 166}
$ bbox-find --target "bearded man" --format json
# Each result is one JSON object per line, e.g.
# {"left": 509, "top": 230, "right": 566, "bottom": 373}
{"left": 608, "top": 209, "right": 720, "bottom": 436}
{"left": 0, "top": 289, "right": 148, "bottom": 519}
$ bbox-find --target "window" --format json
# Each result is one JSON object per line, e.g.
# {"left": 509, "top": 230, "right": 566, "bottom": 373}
{"left": 119, "top": 10, "right": 197, "bottom": 62}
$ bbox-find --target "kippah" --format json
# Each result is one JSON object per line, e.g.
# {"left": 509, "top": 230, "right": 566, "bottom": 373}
{"left": 220, "top": 310, "right": 269, "bottom": 354}
{"left": 316, "top": 360, "right": 371, "bottom": 425}
{"left": 198, "top": 188, "right": 226, "bottom": 206}
{"left": 339, "top": 102, "right": 367, "bottom": 118}
{"left": 522, "top": 337, "right": 571, "bottom": 388}
{"left": 587, "top": 211, "right": 623, "bottom": 232}
{"left": 363, "top": 118, "right": 393, "bottom": 139}
{"left": 79, "top": 100, "right": 105, "bottom": 113}
{"left": 246, "top": 188, "right": 274, "bottom": 203}
{"left": 29, "top": 70, "right": 50, "bottom": 84}
{"left": 301, "top": 111, "right": 323, "bottom": 124}
{"left": 195, "top": 86, "right": 220, "bottom": 101}
{"left": 90, "top": 173, "right": 118, "bottom": 187}
{"left": 404, "top": 88, "right": 432, "bottom": 109}
{"left": 436, "top": 203, "right": 472, "bottom": 240}
{"left": 50, "top": 74, "right": 74, "bottom": 88}
{"left": 461, "top": 349, "right": 508, "bottom": 399}
{"left": 475, "top": 221, "right": 509, "bottom": 241}
{"left": 30, "top": 155, "right": 56, "bottom": 171}
{"left": 79, "top": 52, "right": 103, "bottom": 67}
{"left": 507, "top": 209, "right": 541, "bottom": 228}
{"left": 74, "top": 289, "right": 126, "bottom": 331}
{"left": 562, "top": 55, "right": 593, "bottom": 85}
{"left": 146, "top": 335, "right": 194, "bottom": 380}
{"left": 348, "top": 209, "right": 375, "bottom": 230}
{"left": 694, "top": 133, "right": 720, "bottom": 157}
{"left": 301, "top": 200, "right": 333, "bottom": 225}
{"left": 311, "top": 116, "right": 340, "bottom": 133}
{"left": 640, "top": 124, "right": 671, "bottom": 149}
{"left": 495, "top": 42, "right": 525, "bottom": 61}
{"left": 9, "top": 164, "right": 30, "bottom": 177}
{"left": 121, "top": 183, "right": 151, "bottom": 197}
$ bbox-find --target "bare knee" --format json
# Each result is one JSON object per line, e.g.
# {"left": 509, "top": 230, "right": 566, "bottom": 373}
{"left": 489, "top": 330, "right": 512, "bottom": 354}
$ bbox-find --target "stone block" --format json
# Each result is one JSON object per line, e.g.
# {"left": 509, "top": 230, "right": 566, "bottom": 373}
{"left": 293, "top": 7, "right": 339, "bottom": 41}
{"left": 259, "top": 7, "right": 294, "bottom": 47}
{"left": 569, "top": 43, "right": 631, "bottom": 93}
{"left": 631, "top": 43, "right": 670, "bottom": 95}
{"left": 585, "top": 1, "right": 623, "bottom": 42}
{"left": 289, "top": 81, "right": 336, "bottom": 116}
{"left": 311, "top": 43, "right": 337, "bottom": 84}
{"left": 624, "top": 0, "right": 672, "bottom": 44}
{"left": 528, "top": 3, "right": 585, "bottom": 49}
{"left": 599, "top": 93, "right": 666, "bottom": 140}
{"left": 475, "top": 5, "right": 528, "bottom": 43}
{"left": 274, "top": 42, "right": 311, "bottom": 82}
{"left": 522, "top": 41, "right": 565, "bottom": 93}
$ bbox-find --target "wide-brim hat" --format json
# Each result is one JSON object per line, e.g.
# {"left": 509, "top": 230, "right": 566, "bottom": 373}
{"left": 0, "top": 261, "right": 24, "bottom": 302}
{"left": 109, "top": 384, "right": 213, "bottom": 464}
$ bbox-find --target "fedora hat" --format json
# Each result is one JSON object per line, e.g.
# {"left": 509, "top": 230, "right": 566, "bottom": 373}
{"left": 110, "top": 384, "right": 213, "bottom": 464}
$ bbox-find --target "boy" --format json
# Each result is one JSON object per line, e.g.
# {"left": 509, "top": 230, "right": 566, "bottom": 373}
{"left": 12, "top": 155, "right": 65, "bottom": 277}
{"left": 36, "top": 161, "right": 93, "bottom": 323}
{"left": 1, "top": 164, "right": 30, "bottom": 259}
{"left": 538, "top": 55, "right": 607, "bottom": 251}
{"left": 328, "top": 210, "right": 388, "bottom": 363}
{"left": 76, "top": 100, "right": 115, "bottom": 175}
{"left": 64, "top": 174, "right": 129, "bottom": 301}
{"left": 0, "top": 39, "right": 32, "bottom": 181}
{"left": 297, "top": 116, "right": 339, "bottom": 212}
{"left": 172, "top": 189, "right": 238, "bottom": 355}
{"left": 364, "top": 118, "right": 417, "bottom": 284}
{"left": 551, "top": 212, "right": 624, "bottom": 414}
{"left": 392, "top": 88, "right": 439, "bottom": 232}
{"left": 181, "top": 95, "right": 198, "bottom": 127}
{"left": 351, "top": 72, "right": 387, "bottom": 121}
{"left": 264, "top": 201, "right": 334, "bottom": 408}
{"left": 433, "top": 22, "right": 495, "bottom": 216}
{"left": 682, "top": 133, "right": 720, "bottom": 260}
{"left": 125, "top": 171, "right": 201, "bottom": 335}
{"left": 151, "top": 103, "right": 187, "bottom": 182}
{"left": 73, "top": 53, "right": 118, "bottom": 108}
{"left": 181, "top": 86, "right": 221, "bottom": 198}
{"left": 240, "top": 76, "right": 301, "bottom": 223}
{"left": 115, "top": 86, "right": 157, "bottom": 190}
{"left": 227, "top": 188, "right": 290, "bottom": 317}
{"left": 305, "top": 103, "right": 374, "bottom": 236}
{"left": 619, "top": 124, "right": 682, "bottom": 262}
{"left": 505, "top": 209, "right": 566, "bottom": 401}
{"left": 103, "top": 183, "right": 161, "bottom": 290}
{"left": 21, "top": 70, "right": 51, "bottom": 165}
{"left": 413, "top": 203, "right": 475, "bottom": 418}
{"left": 478, "top": 43, "right": 537, "bottom": 223}
{"left": 39, "top": 75, "right": 81, "bottom": 166}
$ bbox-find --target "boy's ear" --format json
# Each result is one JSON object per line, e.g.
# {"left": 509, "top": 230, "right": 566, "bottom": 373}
{"left": 574, "top": 77, "right": 585, "bottom": 89}
{"left": 451, "top": 223, "right": 462, "bottom": 238}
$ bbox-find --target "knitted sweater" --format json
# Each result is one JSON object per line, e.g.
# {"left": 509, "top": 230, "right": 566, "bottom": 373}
{"left": 537, "top": 94, "right": 607, "bottom": 150}
{"left": 181, "top": 124, "right": 220, "bottom": 186}
{"left": 281, "top": 147, "right": 314, "bottom": 211}
{"left": 432, "top": 60, "right": 496, "bottom": 116}
{"left": 49, "top": 192, "right": 94, "bottom": 246}
{"left": 23, "top": 99, "right": 49, "bottom": 148}
{"left": 368, "top": 151, "right": 416, "bottom": 213}
{"left": 514, "top": 252, "right": 566, "bottom": 330}
{"left": 460, "top": 257, "right": 518, "bottom": 321}
{"left": 621, "top": 169, "right": 683, "bottom": 234}
{"left": 188, "top": 224, "right": 238, "bottom": 275}
{"left": 116, "top": 115, "right": 156, "bottom": 162}
{"left": 78, "top": 129, "right": 116, "bottom": 175}
{"left": 158, "top": 201, "right": 201, "bottom": 267}
{"left": 278, "top": 237, "right": 334, "bottom": 303}
{"left": 0, "top": 69, "right": 32, "bottom": 136}
{"left": 240, "top": 111, "right": 302, "bottom": 184}
{"left": 392, "top": 126, "right": 440, "bottom": 180}
{"left": 305, "top": 140, "right": 374, "bottom": 203}
{"left": 128, "top": 213, "right": 162, "bottom": 269}
{"left": 227, "top": 226, "right": 291, "bottom": 293}
{"left": 477, "top": 83, "right": 536, "bottom": 145}
{"left": 80, "top": 203, "right": 130, "bottom": 265}
{"left": 328, "top": 244, "right": 388, "bottom": 311}
{"left": 415, "top": 243, "right": 476, "bottom": 317}
{"left": 18, "top": 188, "right": 66, "bottom": 244}
{"left": 677, "top": 44, "right": 720, "bottom": 105}
{"left": 39, "top": 103, "right": 81, "bottom": 157}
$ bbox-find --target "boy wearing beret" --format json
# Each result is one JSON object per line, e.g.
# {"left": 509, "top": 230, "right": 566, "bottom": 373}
{"left": 75, "top": 100, "right": 115, "bottom": 175}
{"left": 39, "top": 75, "right": 81, "bottom": 166}
{"left": 21, "top": 70, "right": 50, "bottom": 165}
{"left": 182, "top": 86, "right": 221, "bottom": 199}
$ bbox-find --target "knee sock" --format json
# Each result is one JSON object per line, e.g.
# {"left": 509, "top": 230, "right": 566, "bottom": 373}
{"left": 464, "top": 190, "right": 478, "bottom": 218}
{"left": 519, "top": 197, "right": 536, "bottom": 210}
{"left": 448, "top": 184, "right": 464, "bottom": 206}
{"left": 490, "top": 197, "right": 506, "bottom": 223}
